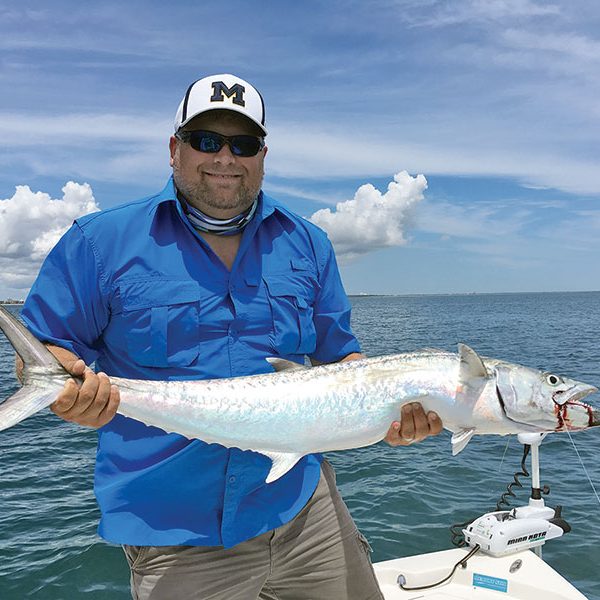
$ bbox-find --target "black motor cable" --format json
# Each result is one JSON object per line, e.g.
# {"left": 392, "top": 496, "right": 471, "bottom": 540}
{"left": 495, "top": 444, "right": 530, "bottom": 511}
{"left": 398, "top": 544, "right": 481, "bottom": 591}
{"left": 450, "top": 518, "right": 471, "bottom": 548}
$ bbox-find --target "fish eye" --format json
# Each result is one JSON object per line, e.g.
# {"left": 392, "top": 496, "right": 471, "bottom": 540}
{"left": 546, "top": 374, "right": 562, "bottom": 386}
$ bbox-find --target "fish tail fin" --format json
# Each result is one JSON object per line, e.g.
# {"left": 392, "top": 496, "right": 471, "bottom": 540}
{"left": 0, "top": 386, "right": 58, "bottom": 431}
{"left": 0, "top": 305, "right": 67, "bottom": 430}
{"left": 0, "top": 305, "right": 61, "bottom": 370}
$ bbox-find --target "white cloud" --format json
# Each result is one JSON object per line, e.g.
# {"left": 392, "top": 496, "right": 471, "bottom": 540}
{"left": 0, "top": 182, "right": 100, "bottom": 295}
{"left": 0, "top": 112, "right": 169, "bottom": 144}
{"left": 416, "top": 199, "right": 534, "bottom": 240}
{"left": 309, "top": 171, "right": 427, "bottom": 261}
{"left": 399, "top": 0, "right": 561, "bottom": 28}
{"left": 263, "top": 181, "right": 344, "bottom": 206}
{"left": 502, "top": 28, "right": 600, "bottom": 64}
{"left": 0, "top": 111, "right": 173, "bottom": 188}
{"left": 411, "top": 194, "right": 600, "bottom": 272}
{"left": 262, "top": 121, "right": 600, "bottom": 196}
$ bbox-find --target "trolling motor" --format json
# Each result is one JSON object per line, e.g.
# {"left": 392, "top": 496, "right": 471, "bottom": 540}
{"left": 399, "top": 433, "right": 574, "bottom": 592}
{"left": 463, "top": 433, "right": 571, "bottom": 557}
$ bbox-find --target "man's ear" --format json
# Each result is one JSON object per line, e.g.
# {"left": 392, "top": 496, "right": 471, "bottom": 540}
{"left": 169, "top": 136, "right": 177, "bottom": 167}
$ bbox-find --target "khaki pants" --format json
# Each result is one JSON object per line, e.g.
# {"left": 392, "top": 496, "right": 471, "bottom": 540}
{"left": 123, "top": 460, "right": 384, "bottom": 600}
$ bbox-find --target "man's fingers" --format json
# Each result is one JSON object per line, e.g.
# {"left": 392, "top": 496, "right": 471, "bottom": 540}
{"left": 384, "top": 403, "right": 443, "bottom": 447}
{"left": 65, "top": 369, "right": 101, "bottom": 418}
{"left": 411, "top": 403, "right": 431, "bottom": 441}
{"left": 51, "top": 379, "right": 80, "bottom": 415}
{"left": 428, "top": 411, "right": 443, "bottom": 435}
{"left": 399, "top": 403, "right": 416, "bottom": 441}
{"left": 51, "top": 369, "right": 115, "bottom": 427}
{"left": 76, "top": 379, "right": 119, "bottom": 428}
{"left": 52, "top": 367, "right": 97, "bottom": 416}
{"left": 97, "top": 385, "right": 120, "bottom": 426}
{"left": 60, "top": 358, "right": 86, "bottom": 377}
{"left": 83, "top": 372, "right": 112, "bottom": 419}
{"left": 67, "top": 358, "right": 87, "bottom": 377}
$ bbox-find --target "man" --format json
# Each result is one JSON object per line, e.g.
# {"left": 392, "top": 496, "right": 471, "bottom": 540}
{"left": 21, "top": 74, "right": 442, "bottom": 599}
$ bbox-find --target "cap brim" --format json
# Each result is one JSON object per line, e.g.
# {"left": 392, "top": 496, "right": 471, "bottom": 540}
{"left": 178, "top": 107, "right": 267, "bottom": 136}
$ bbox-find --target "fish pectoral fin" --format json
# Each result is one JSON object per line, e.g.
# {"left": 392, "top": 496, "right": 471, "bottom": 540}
{"left": 265, "top": 357, "right": 308, "bottom": 372}
{"left": 451, "top": 428, "right": 476, "bottom": 455}
{"left": 262, "top": 451, "right": 304, "bottom": 483}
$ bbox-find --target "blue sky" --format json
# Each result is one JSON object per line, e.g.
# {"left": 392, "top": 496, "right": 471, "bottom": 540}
{"left": 1, "top": 0, "right": 599, "bottom": 297}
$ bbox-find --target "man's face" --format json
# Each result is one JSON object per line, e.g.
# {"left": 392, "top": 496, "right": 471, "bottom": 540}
{"left": 169, "top": 111, "right": 267, "bottom": 216}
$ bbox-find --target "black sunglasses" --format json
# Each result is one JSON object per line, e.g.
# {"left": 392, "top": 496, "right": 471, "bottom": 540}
{"left": 176, "top": 130, "right": 265, "bottom": 157}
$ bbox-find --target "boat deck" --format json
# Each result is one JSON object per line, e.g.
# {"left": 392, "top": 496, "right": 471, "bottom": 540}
{"left": 373, "top": 548, "right": 588, "bottom": 599}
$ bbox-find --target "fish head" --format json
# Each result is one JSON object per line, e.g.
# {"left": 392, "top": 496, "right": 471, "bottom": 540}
{"left": 494, "top": 362, "right": 599, "bottom": 431}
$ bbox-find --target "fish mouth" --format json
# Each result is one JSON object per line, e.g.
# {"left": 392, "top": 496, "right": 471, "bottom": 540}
{"left": 554, "top": 384, "right": 599, "bottom": 429}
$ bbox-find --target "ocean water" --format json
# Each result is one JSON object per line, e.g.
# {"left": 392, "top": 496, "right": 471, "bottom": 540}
{"left": 0, "top": 292, "right": 599, "bottom": 599}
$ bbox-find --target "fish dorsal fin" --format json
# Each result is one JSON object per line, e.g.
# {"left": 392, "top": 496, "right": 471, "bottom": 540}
{"left": 451, "top": 428, "right": 476, "bottom": 455}
{"left": 456, "top": 344, "right": 489, "bottom": 410}
{"left": 458, "top": 343, "right": 488, "bottom": 378}
{"left": 262, "top": 451, "right": 304, "bottom": 483}
{"left": 265, "top": 357, "right": 308, "bottom": 372}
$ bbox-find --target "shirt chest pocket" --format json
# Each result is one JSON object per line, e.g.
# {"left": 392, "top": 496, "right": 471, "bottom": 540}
{"left": 263, "top": 270, "right": 317, "bottom": 356}
{"left": 117, "top": 280, "right": 201, "bottom": 368}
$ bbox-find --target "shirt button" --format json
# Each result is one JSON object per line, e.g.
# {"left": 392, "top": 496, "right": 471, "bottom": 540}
{"left": 229, "top": 476, "right": 236, "bottom": 484}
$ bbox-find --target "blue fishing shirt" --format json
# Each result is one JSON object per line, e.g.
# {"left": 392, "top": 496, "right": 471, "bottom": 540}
{"left": 21, "top": 177, "right": 360, "bottom": 548}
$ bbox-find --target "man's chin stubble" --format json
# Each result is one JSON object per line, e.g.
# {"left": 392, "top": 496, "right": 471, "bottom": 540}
{"left": 177, "top": 178, "right": 262, "bottom": 213}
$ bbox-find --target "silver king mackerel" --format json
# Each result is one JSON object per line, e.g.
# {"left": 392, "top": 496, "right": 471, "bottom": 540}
{"left": 0, "top": 305, "right": 598, "bottom": 483}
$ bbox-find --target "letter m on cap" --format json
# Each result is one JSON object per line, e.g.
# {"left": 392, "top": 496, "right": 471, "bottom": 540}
{"left": 210, "top": 81, "right": 246, "bottom": 107}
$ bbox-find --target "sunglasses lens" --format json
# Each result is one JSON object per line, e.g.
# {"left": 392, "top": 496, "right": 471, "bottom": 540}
{"left": 230, "top": 136, "right": 262, "bottom": 157}
{"left": 187, "top": 131, "right": 263, "bottom": 157}
{"left": 188, "top": 132, "right": 223, "bottom": 153}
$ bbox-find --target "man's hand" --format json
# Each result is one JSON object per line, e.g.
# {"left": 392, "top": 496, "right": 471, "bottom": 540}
{"left": 384, "top": 402, "right": 442, "bottom": 446}
{"left": 41, "top": 345, "right": 119, "bottom": 428}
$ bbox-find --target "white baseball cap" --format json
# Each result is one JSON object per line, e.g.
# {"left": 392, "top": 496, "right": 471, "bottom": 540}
{"left": 174, "top": 73, "right": 267, "bottom": 136}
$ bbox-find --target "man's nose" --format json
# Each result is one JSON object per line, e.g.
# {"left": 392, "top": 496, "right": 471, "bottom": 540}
{"left": 213, "top": 143, "right": 236, "bottom": 165}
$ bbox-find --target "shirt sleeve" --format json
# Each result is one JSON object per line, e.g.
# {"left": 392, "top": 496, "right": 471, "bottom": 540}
{"left": 309, "top": 238, "right": 361, "bottom": 363}
{"left": 21, "top": 222, "right": 110, "bottom": 364}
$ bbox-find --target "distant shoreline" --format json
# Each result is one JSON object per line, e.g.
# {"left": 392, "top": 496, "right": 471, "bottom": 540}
{"left": 348, "top": 290, "right": 600, "bottom": 298}
{"left": 2, "top": 291, "right": 599, "bottom": 305}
